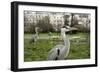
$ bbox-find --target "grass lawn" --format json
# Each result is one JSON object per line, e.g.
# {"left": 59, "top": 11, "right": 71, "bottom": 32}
{"left": 24, "top": 32, "right": 90, "bottom": 62}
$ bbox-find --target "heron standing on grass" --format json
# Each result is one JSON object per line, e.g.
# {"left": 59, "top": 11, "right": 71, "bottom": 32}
{"left": 31, "top": 27, "right": 39, "bottom": 42}
{"left": 48, "top": 26, "right": 72, "bottom": 60}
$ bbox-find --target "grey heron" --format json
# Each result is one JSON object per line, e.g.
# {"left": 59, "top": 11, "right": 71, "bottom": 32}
{"left": 48, "top": 26, "right": 72, "bottom": 60}
{"left": 31, "top": 27, "right": 39, "bottom": 43}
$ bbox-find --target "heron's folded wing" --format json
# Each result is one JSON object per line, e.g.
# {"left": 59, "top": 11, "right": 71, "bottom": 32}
{"left": 48, "top": 48, "right": 58, "bottom": 60}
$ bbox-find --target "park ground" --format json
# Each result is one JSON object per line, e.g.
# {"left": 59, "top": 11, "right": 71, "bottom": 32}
{"left": 24, "top": 32, "right": 90, "bottom": 62}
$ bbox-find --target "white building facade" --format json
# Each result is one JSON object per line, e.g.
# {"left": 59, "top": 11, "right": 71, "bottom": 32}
{"left": 24, "top": 11, "right": 90, "bottom": 32}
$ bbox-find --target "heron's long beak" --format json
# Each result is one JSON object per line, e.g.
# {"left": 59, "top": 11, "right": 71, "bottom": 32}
{"left": 65, "top": 26, "right": 78, "bottom": 32}
{"left": 69, "top": 27, "right": 77, "bottom": 31}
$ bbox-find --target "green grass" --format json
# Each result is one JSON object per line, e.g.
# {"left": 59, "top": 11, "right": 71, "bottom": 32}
{"left": 24, "top": 32, "right": 90, "bottom": 62}
{"left": 68, "top": 42, "right": 90, "bottom": 59}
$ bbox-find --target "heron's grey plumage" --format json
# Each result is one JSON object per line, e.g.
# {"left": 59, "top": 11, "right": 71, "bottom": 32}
{"left": 48, "top": 27, "right": 71, "bottom": 60}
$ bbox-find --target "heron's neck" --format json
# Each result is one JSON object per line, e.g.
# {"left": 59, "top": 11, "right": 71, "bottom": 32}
{"left": 63, "top": 33, "right": 70, "bottom": 58}
{"left": 63, "top": 33, "right": 69, "bottom": 46}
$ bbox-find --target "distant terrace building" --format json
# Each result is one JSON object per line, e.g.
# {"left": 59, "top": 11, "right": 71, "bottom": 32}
{"left": 73, "top": 13, "right": 90, "bottom": 30}
{"left": 49, "top": 12, "right": 64, "bottom": 31}
{"left": 24, "top": 11, "right": 68, "bottom": 31}
{"left": 24, "top": 11, "right": 36, "bottom": 32}
{"left": 24, "top": 11, "right": 90, "bottom": 32}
